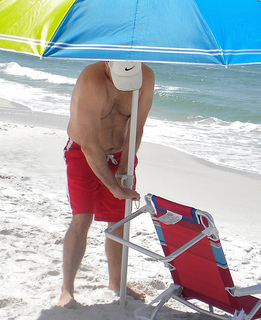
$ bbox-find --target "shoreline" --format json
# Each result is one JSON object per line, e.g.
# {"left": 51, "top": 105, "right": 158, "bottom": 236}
{"left": 1, "top": 97, "right": 260, "bottom": 181}
{"left": 0, "top": 97, "right": 69, "bottom": 130}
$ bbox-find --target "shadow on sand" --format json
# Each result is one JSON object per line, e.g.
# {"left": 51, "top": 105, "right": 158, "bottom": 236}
{"left": 37, "top": 300, "right": 208, "bottom": 320}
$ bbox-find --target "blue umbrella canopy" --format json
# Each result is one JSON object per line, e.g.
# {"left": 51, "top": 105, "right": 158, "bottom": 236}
{"left": 0, "top": 0, "right": 261, "bottom": 65}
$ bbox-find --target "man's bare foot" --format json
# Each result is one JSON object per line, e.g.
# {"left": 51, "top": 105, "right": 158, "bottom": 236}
{"left": 58, "top": 290, "right": 77, "bottom": 309}
{"left": 109, "top": 284, "right": 146, "bottom": 301}
{"left": 126, "top": 286, "right": 146, "bottom": 300}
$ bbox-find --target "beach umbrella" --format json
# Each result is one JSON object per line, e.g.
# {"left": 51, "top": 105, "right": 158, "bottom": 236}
{"left": 1, "top": 0, "right": 261, "bottom": 306}
{"left": 0, "top": 0, "right": 261, "bottom": 65}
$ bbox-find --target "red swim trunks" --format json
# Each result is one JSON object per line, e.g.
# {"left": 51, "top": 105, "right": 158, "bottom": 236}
{"left": 64, "top": 139, "right": 138, "bottom": 222}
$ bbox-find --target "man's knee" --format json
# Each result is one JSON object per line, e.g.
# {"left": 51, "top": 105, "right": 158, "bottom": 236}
{"left": 70, "top": 214, "right": 93, "bottom": 236}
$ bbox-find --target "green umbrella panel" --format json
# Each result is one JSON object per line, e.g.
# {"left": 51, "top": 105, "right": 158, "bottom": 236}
{"left": 0, "top": 0, "right": 75, "bottom": 56}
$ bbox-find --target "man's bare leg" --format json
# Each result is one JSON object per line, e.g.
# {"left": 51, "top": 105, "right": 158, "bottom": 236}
{"left": 106, "top": 222, "right": 145, "bottom": 300}
{"left": 58, "top": 214, "right": 93, "bottom": 308}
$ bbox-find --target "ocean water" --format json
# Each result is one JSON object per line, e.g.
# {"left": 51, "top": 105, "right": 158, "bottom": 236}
{"left": 0, "top": 51, "right": 261, "bottom": 175}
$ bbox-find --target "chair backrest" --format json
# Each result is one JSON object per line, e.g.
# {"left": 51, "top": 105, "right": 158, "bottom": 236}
{"left": 151, "top": 195, "right": 261, "bottom": 318}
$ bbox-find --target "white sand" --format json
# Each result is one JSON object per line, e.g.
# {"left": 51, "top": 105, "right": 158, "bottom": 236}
{"left": 0, "top": 101, "right": 260, "bottom": 320}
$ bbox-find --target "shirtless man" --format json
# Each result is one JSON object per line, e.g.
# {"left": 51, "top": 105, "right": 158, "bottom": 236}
{"left": 58, "top": 61, "right": 154, "bottom": 308}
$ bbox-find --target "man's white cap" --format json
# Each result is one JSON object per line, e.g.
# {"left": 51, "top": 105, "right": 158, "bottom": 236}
{"left": 108, "top": 61, "right": 142, "bottom": 91}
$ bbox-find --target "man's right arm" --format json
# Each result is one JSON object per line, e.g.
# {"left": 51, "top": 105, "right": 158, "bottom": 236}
{"left": 75, "top": 69, "right": 140, "bottom": 201}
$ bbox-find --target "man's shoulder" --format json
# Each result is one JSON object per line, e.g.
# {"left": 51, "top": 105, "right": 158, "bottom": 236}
{"left": 142, "top": 63, "right": 154, "bottom": 75}
{"left": 76, "top": 62, "right": 107, "bottom": 90}
{"left": 80, "top": 62, "right": 105, "bottom": 78}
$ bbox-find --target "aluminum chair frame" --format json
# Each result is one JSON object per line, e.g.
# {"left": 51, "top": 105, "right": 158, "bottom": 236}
{"left": 105, "top": 194, "right": 261, "bottom": 320}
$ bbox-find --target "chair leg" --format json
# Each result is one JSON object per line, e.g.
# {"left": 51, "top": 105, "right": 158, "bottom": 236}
{"left": 245, "top": 300, "right": 261, "bottom": 320}
{"left": 134, "top": 284, "right": 179, "bottom": 320}
{"left": 151, "top": 294, "right": 171, "bottom": 320}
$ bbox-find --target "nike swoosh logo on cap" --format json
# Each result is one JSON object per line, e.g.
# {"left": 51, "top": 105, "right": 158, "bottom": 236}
{"left": 125, "top": 66, "right": 135, "bottom": 71}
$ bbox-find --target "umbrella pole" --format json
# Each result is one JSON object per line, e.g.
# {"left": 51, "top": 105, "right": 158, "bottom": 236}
{"left": 120, "top": 89, "right": 139, "bottom": 306}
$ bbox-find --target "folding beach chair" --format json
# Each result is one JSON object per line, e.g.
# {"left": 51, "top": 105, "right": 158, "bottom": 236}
{"left": 105, "top": 194, "right": 261, "bottom": 320}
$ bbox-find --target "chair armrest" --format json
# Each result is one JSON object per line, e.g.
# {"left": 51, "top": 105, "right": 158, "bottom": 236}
{"left": 226, "top": 284, "right": 261, "bottom": 297}
{"left": 105, "top": 205, "right": 218, "bottom": 264}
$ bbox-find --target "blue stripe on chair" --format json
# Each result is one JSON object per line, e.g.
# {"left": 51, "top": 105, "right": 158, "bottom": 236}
{"left": 210, "top": 243, "right": 228, "bottom": 269}
{"left": 154, "top": 223, "right": 167, "bottom": 246}
{"left": 151, "top": 195, "right": 199, "bottom": 224}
